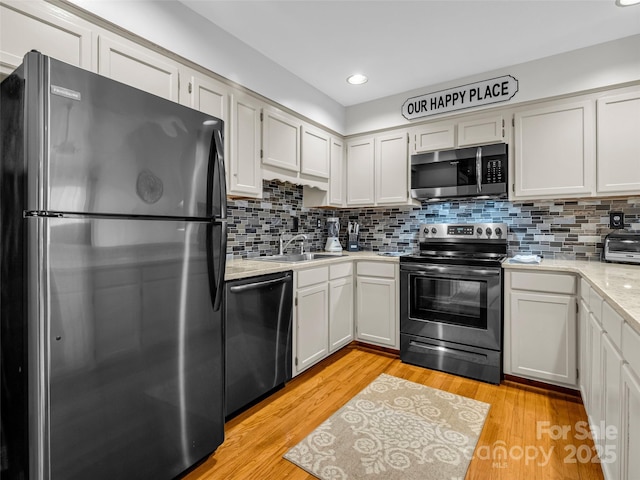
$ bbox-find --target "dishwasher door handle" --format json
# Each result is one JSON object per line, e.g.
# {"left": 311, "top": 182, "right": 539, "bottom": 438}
{"left": 228, "top": 274, "right": 292, "bottom": 293}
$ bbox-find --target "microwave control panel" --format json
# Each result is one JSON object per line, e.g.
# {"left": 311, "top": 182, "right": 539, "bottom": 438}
{"left": 484, "top": 159, "right": 504, "bottom": 184}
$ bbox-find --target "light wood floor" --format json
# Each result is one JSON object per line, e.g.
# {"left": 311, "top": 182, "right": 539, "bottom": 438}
{"left": 185, "top": 345, "right": 604, "bottom": 480}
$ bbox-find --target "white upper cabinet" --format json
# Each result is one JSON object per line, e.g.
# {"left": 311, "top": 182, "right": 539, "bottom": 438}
{"left": 329, "top": 138, "right": 345, "bottom": 206}
{"left": 513, "top": 100, "right": 595, "bottom": 200}
{"left": 345, "top": 131, "right": 412, "bottom": 208}
{"left": 0, "top": 1, "right": 93, "bottom": 78}
{"left": 375, "top": 131, "right": 409, "bottom": 204}
{"left": 457, "top": 114, "right": 505, "bottom": 147}
{"left": 261, "top": 106, "right": 300, "bottom": 173}
{"left": 410, "top": 114, "right": 505, "bottom": 154}
{"left": 301, "top": 136, "right": 344, "bottom": 208}
{"left": 301, "top": 124, "right": 330, "bottom": 178}
{"left": 179, "top": 68, "right": 229, "bottom": 120}
{"left": 411, "top": 121, "right": 455, "bottom": 153}
{"left": 262, "top": 106, "right": 330, "bottom": 189}
{"left": 597, "top": 89, "right": 640, "bottom": 195}
{"left": 98, "top": 34, "right": 179, "bottom": 102}
{"left": 228, "top": 91, "right": 263, "bottom": 198}
{"left": 346, "top": 137, "right": 376, "bottom": 205}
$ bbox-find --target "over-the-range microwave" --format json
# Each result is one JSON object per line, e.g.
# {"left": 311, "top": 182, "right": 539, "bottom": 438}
{"left": 410, "top": 142, "right": 508, "bottom": 201}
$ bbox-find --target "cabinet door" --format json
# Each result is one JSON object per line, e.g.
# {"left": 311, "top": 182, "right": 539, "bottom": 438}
{"left": 620, "top": 365, "right": 640, "bottom": 480}
{"left": 229, "top": 92, "right": 262, "bottom": 197}
{"left": 356, "top": 276, "right": 396, "bottom": 348}
{"left": 262, "top": 107, "right": 300, "bottom": 173}
{"left": 579, "top": 298, "right": 591, "bottom": 408}
{"left": 514, "top": 100, "right": 595, "bottom": 199}
{"left": 296, "top": 283, "right": 329, "bottom": 373}
{"left": 457, "top": 114, "right": 504, "bottom": 147}
{"left": 411, "top": 122, "right": 455, "bottom": 153}
{"left": 329, "top": 277, "right": 354, "bottom": 353}
{"left": 510, "top": 291, "right": 577, "bottom": 386}
{"left": 597, "top": 90, "right": 640, "bottom": 194}
{"left": 601, "top": 334, "right": 624, "bottom": 480}
{"left": 181, "top": 69, "right": 229, "bottom": 120}
{"left": 346, "top": 137, "right": 375, "bottom": 205}
{"left": 329, "top": 138, "right": 345, "bottom": 206}
{"left": 1, "top": 1, "right": 93, "bottom": 78}
{"left": 98, "top": 34, "right": 179, "bottom": 101}
{"left": 588, "top": 313, "right": 604, "bottom": 448}
{"left": 301, "top": 124, "right": 330, "bottom": 178}
{"left": 375, "top": 131, "right": 408, "bottom": 205}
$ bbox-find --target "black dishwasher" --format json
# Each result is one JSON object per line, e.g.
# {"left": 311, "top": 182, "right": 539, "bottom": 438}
{"left": 224, "top": 271, "right": 293, "bottom": 418}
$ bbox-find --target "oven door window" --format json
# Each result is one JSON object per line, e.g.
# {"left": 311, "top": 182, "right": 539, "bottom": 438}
{"left": 409, "top": 275, "right": 487, "bottom": 329}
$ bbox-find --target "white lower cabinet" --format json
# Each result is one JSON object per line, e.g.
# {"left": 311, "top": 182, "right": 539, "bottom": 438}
{"left": 588, "top": 313, "right": 604, "bottom": 447}
{"left": 579, "top": 297, "right": 591, "bottom": 409}
{"left": 505, "top": 270, "right": 577, "bottom": 387}
{"left": 601, "top": 333, "right": 623, "bottom": 480}
{"left": 621, "top": 323, "right": 640, "bottom": 480}
{"left": 620, "top": 364, "right": 640, "bottom": 480}
{"left": 293, "top": 262, "right": 354, "bottom": 375}
{"left": 355, "top": 262, "right": 398, "bottom": 349}
{"left": 328, "top": 263, "right": 354, "bottom": 353}
{"left": 294, "top": 267, "right": 329, "bottom": 374}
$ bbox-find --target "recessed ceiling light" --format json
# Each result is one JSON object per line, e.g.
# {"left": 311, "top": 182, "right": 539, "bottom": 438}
{"left": 346, "top": 74, "right": 368, "bottom": 85}
{"left": 616, "top": 0, "right": 640, "bottom": 6}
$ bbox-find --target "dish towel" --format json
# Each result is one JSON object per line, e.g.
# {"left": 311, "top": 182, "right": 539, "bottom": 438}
{"left": 508, "top": 254, "right": 542, "bottom": 264}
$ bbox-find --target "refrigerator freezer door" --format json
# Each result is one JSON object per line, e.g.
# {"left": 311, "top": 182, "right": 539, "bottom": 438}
{"left": 40, "top": 55, "right": 225, "bottom": 220}
{"left": 44, "top": 217, "right": 224, "bottom": 479}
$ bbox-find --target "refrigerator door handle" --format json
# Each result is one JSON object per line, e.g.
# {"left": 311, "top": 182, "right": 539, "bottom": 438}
{"left": 208, "top": 129, "right": 227, "bottom": 220}
{"left": 208, "top": 220, "right": 227, "bottom": 312}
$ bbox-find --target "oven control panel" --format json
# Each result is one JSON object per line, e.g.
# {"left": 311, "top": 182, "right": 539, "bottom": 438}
{"left": 420, "top": 223, "right": 508, "bottom": 240}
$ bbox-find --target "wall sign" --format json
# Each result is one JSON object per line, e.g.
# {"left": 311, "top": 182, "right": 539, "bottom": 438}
{"left": 402, "top": 75, "right": 519, "bottom": 120}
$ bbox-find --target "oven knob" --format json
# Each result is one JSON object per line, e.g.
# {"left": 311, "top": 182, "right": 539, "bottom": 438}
{"left": 485, "top": 227, "right": 493, "bottom": 236}
{"left": 495, "top": 227, "right": 503, "bottom": 236}
{"left": 423, "top": 227, "right": 429, "bottom": 235}
{"left": 431, "top": 227, "right": 437, "bottom": 235}
{"left": 476, "top": 227, "right": 483, "bottom": 235}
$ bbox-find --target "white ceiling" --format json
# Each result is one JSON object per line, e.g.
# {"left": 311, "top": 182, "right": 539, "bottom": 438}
{"left": 180, "top": 0, "right": 640, "bottom": 107}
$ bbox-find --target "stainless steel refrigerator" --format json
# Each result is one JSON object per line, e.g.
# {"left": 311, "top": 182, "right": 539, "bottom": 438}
{"left": 0, "top": 52, "right": 227, "bottom": 479}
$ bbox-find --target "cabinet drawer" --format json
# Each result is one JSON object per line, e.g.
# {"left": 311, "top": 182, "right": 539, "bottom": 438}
{"left": 580, "top": 278, "right": 590, "bottom": 302}
{"left": 357, "top": 261, "right": 395, "bottom": 278}
{"left": 330, "top": 262, "right": 353, "bottom": 280}
{"left": 602, "top": 301, "right": 623, "bottom": 350}
{"left": 589, "top": 288, "right": 603, "bottom": 323}
{"left": 510, "top": 271, "right": 576, "bottom": 294}
{"left": 297, "top": 266, "right": 329, "bottom": 288}
{"left": 622, "top": 323, "right": 640, "bottom": 376}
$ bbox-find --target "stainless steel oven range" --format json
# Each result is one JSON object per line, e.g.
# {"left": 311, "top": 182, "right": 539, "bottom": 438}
{"left": 400, "top": 223, "right": 508, "bottom": 384}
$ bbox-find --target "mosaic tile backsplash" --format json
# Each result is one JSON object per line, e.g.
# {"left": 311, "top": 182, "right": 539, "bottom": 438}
{"left": 228, "top": 180, "right": 640, "bottom": 261}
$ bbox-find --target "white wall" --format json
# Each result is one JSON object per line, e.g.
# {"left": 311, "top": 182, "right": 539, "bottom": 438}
{"left": 67, "top": 0, "right": 347, "bottom": 134}
{"left": 345, "top": 34, "right": 640, "bottom": 136}
{"left": 63, "top": 1, "right": 640, "bottom": 137}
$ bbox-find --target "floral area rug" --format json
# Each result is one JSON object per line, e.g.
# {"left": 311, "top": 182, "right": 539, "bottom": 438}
{"left": 283, "top": 373, "right": 490, "bottom": 480}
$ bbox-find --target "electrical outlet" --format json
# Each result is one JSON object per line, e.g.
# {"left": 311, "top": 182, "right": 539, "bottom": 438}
{"left": 317, "top": 218, "right": 322, "bottom": 228}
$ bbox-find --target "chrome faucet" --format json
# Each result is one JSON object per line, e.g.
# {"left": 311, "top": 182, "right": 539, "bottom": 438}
{"left": 279, "top": 233, "right": 308, "bottom": 255}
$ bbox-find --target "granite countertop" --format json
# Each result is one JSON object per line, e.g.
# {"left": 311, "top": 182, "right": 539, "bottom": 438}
{"left": 503, "top": 258, "right": 640, "bottom": 334}
{"left": 225, "top": 251, "right": 400, "bottom": 281}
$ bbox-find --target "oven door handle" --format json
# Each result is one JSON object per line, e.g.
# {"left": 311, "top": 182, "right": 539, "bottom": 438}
{"left": 401, "top": 263, "right": 501, "bottom": 277}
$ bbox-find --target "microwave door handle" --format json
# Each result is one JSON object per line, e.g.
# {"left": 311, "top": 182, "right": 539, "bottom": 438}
{"left": 476, "top": 146, "right": 482, "bottom": 193}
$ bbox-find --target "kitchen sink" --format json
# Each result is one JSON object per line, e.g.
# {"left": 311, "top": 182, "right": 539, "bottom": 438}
{"left": 252, "top": 252, "right": 344, "bottom": 263}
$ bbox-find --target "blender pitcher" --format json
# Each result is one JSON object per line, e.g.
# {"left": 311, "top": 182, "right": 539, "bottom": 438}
{"left": 324, "top": 217, "right": 342, "bottom": 252}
